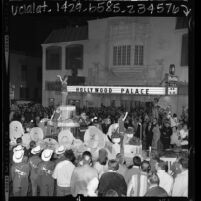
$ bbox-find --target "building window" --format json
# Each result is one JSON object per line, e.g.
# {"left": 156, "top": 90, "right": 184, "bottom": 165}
{"left": 113, "top": 45, "right": 131, "bottom": 66}
{"left": 20, "top": 87, "right": 28, "bottom": 99}
{"left": 66, "top": 45, "right": 83, "bottom": 71}
{"left": 21, "top": 65, "right": 27, "bottom": 82}
{"left": 37, "top": 67, "right": 42, "bottom": 82}
{"left": 134, "top": 45, "right": 144, "bottom": 65}
{"left": 181, "top": 33, "right": 188, "bottom": 66}
{"left": 46, "top": 46, "right": 61, "bottom": 70}
{"left": 175, "top": 17, "right": 188, "bottom": 30}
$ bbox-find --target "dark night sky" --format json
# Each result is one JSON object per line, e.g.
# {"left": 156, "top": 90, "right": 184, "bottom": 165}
{"left": 9, "top": 16, "right": 99, "bottom": 57}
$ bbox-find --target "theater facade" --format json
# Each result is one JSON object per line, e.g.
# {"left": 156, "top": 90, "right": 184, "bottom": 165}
{"left": 41, "top": 17, "right": 188, "bottom": 116}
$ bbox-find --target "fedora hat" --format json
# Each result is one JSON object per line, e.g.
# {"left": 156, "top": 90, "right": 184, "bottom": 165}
{"left": 31, "top": 145, "right": 42, "bottom": 154}
{"left": 41, "top": 149, "right": 53, "bottom": 161}
{"left": 55, "top": 145, "right": 66, "bottom": 155}
{"left": 13, "top": 149, "right": 24, "bottom": 163}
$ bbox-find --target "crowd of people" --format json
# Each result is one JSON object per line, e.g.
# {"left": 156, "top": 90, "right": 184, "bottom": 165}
{"left": 10, "top": 101, "right": 188, "bottom": 151}
{"left": 10, "top": 141, "right": 188, "bottom": 197}
{"left": 9, "top": 101, "right": 189, "bottom": 197}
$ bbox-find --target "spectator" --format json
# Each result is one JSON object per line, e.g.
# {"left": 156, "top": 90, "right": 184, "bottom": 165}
{"left": 116, "top": 153, "right": 127, "bottom": 178}
{"left": 145, "top": 121, "right": 154, "bottom": 150}
{"left": 52, "top": 149, "right": 75, "bottom": 196}
{"left": 98, "top": 159, "right": 127, "bottom": 197}
{"left": 26, "top": 141, "right": 36, "bottom": 158}
{"left": 127, "top": 160, "right": 150, "bottom": 196}
{"left": 179, "top": 123, "right": 188, "bottom": 148}
{"left": 149, "top": 151, "right": 160, "bottom": 172}
{"left": 94, "top": 149, "right": 108, "bottom": 178}
{"left": 151, "top": 118, "right": 161, "bottom": 151}
{"left": 170, "top": 126, "right": 181, "bottom": 148}
{"left": 160, "top": 121, "right": 172, "bottom": 150}
{"left": 134, "top": 117, "right": 142, "bottom": 139}
{"left": 54, "top": 145, "right": 66, "bottom": 165}
{"left": 155, "top": 160, "right": 174, "bottom": 195}
{"left": 124, "top": 156, "right": 141, "bottom": 185}
{"left": 144, "top": 173, "right": 168, "bottom": 197}
{"left": 11, "top": 147, "right": 30, "bottom": 196}
{"left": 37, "top": 149, "right": 55, "bottom": 196}
{"left": 172, "top": 156, "right": 188, "bottom": 197}
{"left": 28, "top": 146, "right": 43, "bottom": 196}
{"left": 70, "top": 151, "right": 98, "bottom": 197}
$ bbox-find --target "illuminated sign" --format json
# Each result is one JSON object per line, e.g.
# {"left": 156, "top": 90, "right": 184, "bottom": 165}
{"left": 168, "top": 75, "right": 178, "bottom": 82}
{"left": 67, "top": 86, "right": 166, "bottom": 95}
{"left": 167, "top": 87, "right": 178, "bottom": 95}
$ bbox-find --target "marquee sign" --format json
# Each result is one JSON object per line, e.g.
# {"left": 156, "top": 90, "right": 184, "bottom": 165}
{"left": 67, "top": 86, "right": 167, "bottom": 95}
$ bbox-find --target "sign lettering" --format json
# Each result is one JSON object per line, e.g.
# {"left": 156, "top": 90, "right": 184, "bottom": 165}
{"left": 67, "top": 86, "right": 167, "bottom": 95}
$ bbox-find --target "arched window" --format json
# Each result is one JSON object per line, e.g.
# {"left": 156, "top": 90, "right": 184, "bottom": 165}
{"left": 46, "top": 46, "right": 62, "bottom": 70}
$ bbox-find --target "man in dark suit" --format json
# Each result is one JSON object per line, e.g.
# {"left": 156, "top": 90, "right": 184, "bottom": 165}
{"left": 98, "top": 159, "right": 127, "bottom": 197}
{"left": 145, "top": 172, "right": 168, "bottom": 197}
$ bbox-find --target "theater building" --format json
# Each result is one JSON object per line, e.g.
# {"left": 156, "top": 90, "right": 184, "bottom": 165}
{"left": 41, "top": 17, "right": 188, "bottom": 116}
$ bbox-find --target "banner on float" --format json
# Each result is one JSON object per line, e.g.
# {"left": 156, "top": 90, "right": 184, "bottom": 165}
{"left": 67, "top": 86, "right": 168, "bottom": 95}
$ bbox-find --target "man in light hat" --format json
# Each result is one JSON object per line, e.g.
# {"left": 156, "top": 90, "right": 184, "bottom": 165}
{"left": 54, "top": 145, "right": 66, "bottom": 165}
{"left": 52, "top": 149, "right": 75, "bottom": 196}
{"left": 28, "top": 145, "right": 42, "bottom": 196}
{"left": 11, "top": 147, "right": 30, "bottom": 196}
{"left": 37, "top": 149, "right": 55, "bottom": 196}
{"left": 70, "top": 151, "right": 98, "bottom": 197}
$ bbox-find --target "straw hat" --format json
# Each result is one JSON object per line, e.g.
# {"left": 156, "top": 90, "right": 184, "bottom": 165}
{"left": 55, "top": 145, "right": 66, "bottom": 155}
{"left": 30, "top": 127, "right": 44, "bottom": 142}
{"left": 13, "top": 145, "right": 24, "bottom": 152}
{"left": 41, "top": 149, "right": 53, "bottom": 161}
{"left": 9, "top": 121, "right": 24, "bottom": 141}
{"left": 31, "top": 145, "right": 42, "bottom": 154}
{"left": 13, "top": 149, "right": 24, "bottom": 163}
{"left": 58, "top": 130, "right": 74, "bottom": 146}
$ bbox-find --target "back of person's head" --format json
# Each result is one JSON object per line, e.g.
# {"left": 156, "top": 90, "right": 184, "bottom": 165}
{"left": 65, "top": 149, "right": 75, "bottom": 163}
{"left": 141, "top": 160, "right": 151, "bottom": 173}
{"left": 108, "top": 159, "right": 119, "bottom": 171}
{"left": 104, "top": 189, "right": 119, "bottom": 197}
{"left": 178, "top": 156, "right": 188, "bottom": 170}
{"left": 157, "top": 160, "right": 167, "bottom": 171}
{"left": 148, "top": 172, "right": 160, "bottom": 185}
{"left": 133, "top": 156, "right": 141, "bottom": 167}
{"left": 82, "top": 151, "right": 93, "bottom": 166}
{"left": 29, "top": 140, "right": 36, "bottom": 149}
{"left": 16, "top": 137, "right": 22, "bottom": 145}
{"left": 116, "top": 153, "right": 125, "bottom": 165}
{"left": 98, "top": 148, "right": 108, "bottom": 165}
